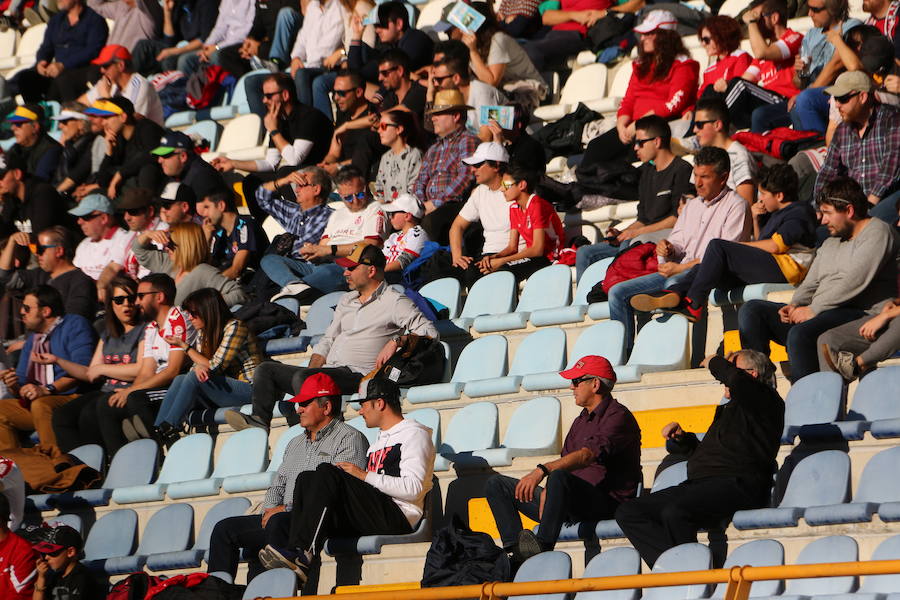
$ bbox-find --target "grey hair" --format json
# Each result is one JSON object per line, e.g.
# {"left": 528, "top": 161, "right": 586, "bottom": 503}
{"left": 728, "top": 349, "right": 777, "bottom": 387}
{"left": 299, "top": 166, "right": 333, "bottom": 201}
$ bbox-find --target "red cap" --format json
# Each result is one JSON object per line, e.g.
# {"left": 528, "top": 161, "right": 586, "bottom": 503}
{"left": 288, "top": 373, "right": 341, "bottom": 404}
{"left": 92, "top": 44, "right": 132, "bottom": 65}
{"left": 559, "top": 355, "right": 617, "bottom": 383}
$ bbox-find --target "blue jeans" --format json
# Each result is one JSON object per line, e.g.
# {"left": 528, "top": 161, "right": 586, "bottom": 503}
{"left": 575, "top": 242, "right": 620, "bottom": 281}
{"left": 609, "top": 271, "right": 686, "bottom": 355}
{"left": 260, "top": 254, "right": 347, "bottom": 293}
{"left": 311, "top": 70, "right": 338, "bottom": 120}
{"left": 269, "top": 7, "right": 301, "bottom": 63}
{"left": 154, "top": 372, "right": 252, "bottom": 427}
{"left": 790, "top": 87, "right": 829, "bottom": 134}
{"left": 869, "top": 189, "right": 900, "bottom": 226}
{"left": 294, "top": 67, "right": 325, "bottom": 109}
{"left": 751, "top": 100, "right": 792, "bottom": 133}
{"left": 179, "top": 48, "right": 220, "bottom": 78}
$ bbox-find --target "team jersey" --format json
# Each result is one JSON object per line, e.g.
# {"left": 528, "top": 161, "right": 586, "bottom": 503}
{"left": 743, "top": 29, "right": 803, "bottom": 98}
{"left": 0, "top": 530, "right": 35, "bottom": 599}
{"left": 383, "top": 226, "right": 429, "bottom": 270}
{"left": 321, "top": 202, "right": 387, "bottom": 246}
{"left": 142, "top": 306, "right": 197, "bottom": 374}
{"left": 508, "top": 194, "right": 565, "bottom": 261}
{"left": 699, "top": 50, "right": 752, "bottom": 96}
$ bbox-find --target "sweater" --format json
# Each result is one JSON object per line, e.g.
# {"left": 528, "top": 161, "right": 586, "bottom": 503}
{"left": 618, "top": 56, "right": 700, "bottom": 121}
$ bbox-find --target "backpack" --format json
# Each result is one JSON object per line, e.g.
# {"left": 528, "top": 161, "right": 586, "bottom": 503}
{"left": 107, "top": 573, "right": 167, "bottom": 600}
{"left": 148, "top": 573, "right": 245, "bottom": 600}
{"left": 186, "top": 65, "right": 235, "bottom": 110}
{"left": 532, "top": 103, "right": 601, "bottom": 160}
{"left": 733, "top": 128, "right": 824, "bottom": 160}
{"left": 361, "top": 334, "right": 445, "bottom": 387}
{"left": 421, "top": 514, "right": 510, "bottom": 587}
{"left": 586, "top": 242, "right": 659, "bottom": 302}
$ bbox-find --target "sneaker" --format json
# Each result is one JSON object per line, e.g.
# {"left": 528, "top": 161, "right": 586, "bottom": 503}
{"left": 662, "top": 299, "right": 704, "bottom": 323}
{"left": 121, "top": 418, "right": 140, "bottom": 442}
{"left": 821, "top": 343, "right": 859, "bottom": 381}
{"left": 630, "top": 290, "right": 681, "bottom": 313}
{"left": 514, "top": 530, "right": 543, "bottom": 563}
{"left": 258, "top": 544, "right": 312, "bottom": 582}
{"left": 224, "top": 409, "right": 268, "bottom": 432}
{"left": 271, "top": 282, "right": 310, "bottom": 302}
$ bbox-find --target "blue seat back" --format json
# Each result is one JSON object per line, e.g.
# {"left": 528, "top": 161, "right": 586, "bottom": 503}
{"left": 574, "top": 258, "right": 615, "bottom": 305}
{"left": 211, "top": 428, "right": 269, "bottom": 478}
{"left": 787, "top": 535, "right": 857, "bottom": 594}
{"left": 458, "top": 271, "right": 516, "bottom": 319}
{"left": 862, "top": 534, "right": 900, "bottom": 592}
{"left": 643, "top": 543, "right": 711, "bottom": 600}
{"left": 848, "top": 366, "right": 900, "bottom": 421}
{"left": 569, "top": 321, "right": 626, "bottom": 367}
{"left": 348, "top": 415, "right": 379, "bottom": 445}
{"left": 575, "top": 547, "right": 641, "bottom": 600}
{"left": 651, "top": 461, "right": 687, "bottom": 493}
{"left": 783, "top": 371, "right": 844, "bottom": 436}
{"left": 137, "top": 503, "right": 194, "bottom": 555}
{"left": 243, "top": 568, "right": 297, "bottom": 599}
{"left": 301, "top": 291, "right": 346, "bottom": 337}
{"left": 49, "top": 514, "right": 83, "bottom": 535}
{"left": 156, "top": 434, "right": 213, "bottom": 484}
{"left": 185, "top": 120, "right": 223, "bottom": 152}
{"left": 779, "top": 450, "right": 850, "bottom": 508}
{"left": 83, "top": 509, "right": 138, "bottom": 560}
{"left": 514, "top": 551, "right": 572, "bottom": 600}
{"left": 451, "top": 335, "right": 508, "bottom": 383}
{"left": 854, "top": 446, "right": 900, "bottom": 503}
{"left": 196, "top": 497, "right": 252, "bottom": 551}
{"left": 230, "top": 68, "right": 270, "bottom": 110}
{"left": 104, "top": 439, "right": 158, "bottom": 488}
{"left": 406, "top": 408, "right": 441, "bottom": 447}
{"left": 69, "top": 444, "right": 104, "bottom": 473}
{"left": 509, "top": 328, "right": 567, "bottom": 377}
{"left": 626, "top": 315, "right": 689, "bottom": 367}
{"left": 516, "top": 265, "right": 572, "bottom": 312}
{"left": 711, "top": 539, "right": 784, "bottom": 598}
{"left": 268, "top": 425, "right": 305, "bottom": 473}
{"left": 420, "top": 277, "right": 462, "bottom": 319}
{"left": 439, "top": 402, "right": 498, "bottom": 455}
{"left": 502, "top": 396, "right": 560, "bottom": 452}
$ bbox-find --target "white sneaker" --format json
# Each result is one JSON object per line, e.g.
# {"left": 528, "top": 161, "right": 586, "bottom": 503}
{"left": 270, "top": 282, "right": 310, "bottom": 302}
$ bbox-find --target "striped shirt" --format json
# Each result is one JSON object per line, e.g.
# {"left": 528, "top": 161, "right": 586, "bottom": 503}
{"left": 263, "top": 418, "right": 369, "bottom": 509}
{"left": 205, "top": 319, "right": 263, "bottom": 382}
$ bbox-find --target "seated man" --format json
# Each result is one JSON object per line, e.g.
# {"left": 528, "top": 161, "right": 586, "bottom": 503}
{"left": 691, "top": 98, "right": 756, "bottom": 204}
{"left": 80, "top": 45, "right": 164, "bottom": 125}
{"left": 376, "top": 49, "right": 427, "bottom": 118}
{"left": 739, "top": 177, "right": 899, "bottom": 382}
{"left": 197, "top": 190, "right": 266, "bottom": 280}
{"left": 103, "top": 187, "right": 168, "bottom": 284}
{"left": 68, "top": 194, "right": 130, "bottom": 289}
{"left": 430, "top": 53, "right": 504, "bottom": 134}
{"left": 0, "top": 493, "right": 35, "bottom": 599}
{"left": 207, "top": 373, "right": 369, "bottom": 582}
{"left": 5, "top": 104, "right": 62, "bottom": 182}
{"left": 153, "top": 131, "right": 227, "bottom": 204}
{"left": 485, "top": 355, "right": 641, "bottom": 563}
{"left": 616, "top": 350, "right": 783, "bottom": 568}
{"left": 30, "top": 524, "right": 107, "bottom": 599}
{"left": 226, "top": 244, "right": 438, "bottom": 431}
{"left": 0, "top": 154, "right": 67, "bottom": 241}
{"left": 131, "top": 0, "right": 218, "bottom": 75}
{"left": 317, "top": 70, "right": 384, "bottom": 178}
{"left": 258, "top": 377, "right": 435, "bottom": 582}
{"left": 381, "top": 193, "right": 429, "bottom": 284}
{"left": 0, "top": 286, "right": 95, "bottom": 450}
{"left": 158, "top": 182, "right": 201, "bottom": 226}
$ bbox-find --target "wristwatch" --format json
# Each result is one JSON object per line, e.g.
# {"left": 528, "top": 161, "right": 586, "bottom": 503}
{"left": 45, "top": 383, "right": 57, "bottom": 395}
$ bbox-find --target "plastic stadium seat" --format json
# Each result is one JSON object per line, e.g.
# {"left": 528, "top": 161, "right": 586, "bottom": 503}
{"left": 805, "top": 446, "right": 900, "bottom": 525}
{"left": 420, "top": 277, "right": 462, "bottom": 319}
{"left": 586, "top": 61, "right": 633, "bottom": 115}
{"left": 837, "top": 366, "right": 900, "bottom": 440}
{"left": 0, "top": 23, "right": 44, "bottom": 71}
{"left": 533, "top": 64, "right": 609, "bottom": 123}
{"left": 513, "top": 551, "right": 572, "bottom": 600}
{"left": 416, "top": 0, "right": 453, "bottom": 29}
{"left": 186, "top": 120, "right": 223, "bottom": 152}
{"left": 465, "top": 328, "right": 566, "bottom": 397}
{"left": 473, "top": 265, "right": 572, "bottom": 332}
{"left": 406, "top": 408, "right": 441, "bottom": 447}
{"left": 168, "top": 428, "right": 268, "bottom": 498}
{"left": 210, "top": 571, "right": 233, "bottom": 583}
{"left": 450, "top": 271, "right": 517, "bottom": 331}
{"left": 210, "top": 68, "right": 269, "bottom": 120}
{"left": 112, "top": 434, "right": 213, "bottom": 504}
{"left": 718, "top": 0, "right": 748, "bottom": 16}
{"left": 0, "top": 29, "right": 17, "bottom": 66}
{"left": 261, "top": 215, "right": 287, "bottom": 241}
{"left": 53, "top": 439, "right": 158, "bottom": 508}
{"left": 615, "top": 315, "right": 689, "bottom": 383}
{"left": 642, "top": 543, "right": 712, "bottom": 600}
{"left": 759, "top": 536, "right": 858, "bottom": 598}
{"left": 147, "top": 497, "right": 252, "bottom": 571}
{"left": 466, "top": 396, "right": 561, "bottom": 466}
{"left": 105, "top": 503, "right": 194, "bottom": 575}
{"left": 710, "top": 539, "right": 785, "bottom": 598}
{"left": 840, "top": 534, "right": 900, "bottom": 596}
{"left": 732, "top": 450, "right": 851, "bottom": 529}
{"left": 434, "top": 402, "right": 499, "bottom": 470}
{"left": 82, "top": 509, "right": 138, "bottom": 574}
{"left": 709, "top": 283, "right": 794, "bottom": 307}
{"left": 650, "top": 461, "right": 688, "bottom": 493}
{"left": 574, "top": 547, "right": 641, "bottom": 600}
{"left": 407, "top": 335, "right": 508, "bottom": 404}
{"left": 781, "top": 371, "right": 845, "bottom": 443}
{"left": 531, "top": 258, "right": 615, "bottom": 326}
{"left": 266, "top": 291, "right": 344, "bottom": 355}
{"left": 203, "top": 113, "right": 264, "bottom": 161}
{"left": 242, "top": 568, "right": 297, "bottom": 599}
{"left": 224, "top": 425, "right": 306, "bottom": 493}
{"left": 49, "top": 514, "right": 83, "bottom": 535}
{"left": 165, "top": 111, "right": 196, "bottom": 127}
{"left": 348, "top": 415, "right": 379, "bottom": 445}
{"left": 525, "top": 321, "right": 626, "bottom": 391}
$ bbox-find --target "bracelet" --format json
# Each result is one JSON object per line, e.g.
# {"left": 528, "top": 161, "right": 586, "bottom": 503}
{"left": 270, "top": 129, "right": 281, "bottom": 137}
{"left": 536, "top": 463, "right": 550, "bottom": 478}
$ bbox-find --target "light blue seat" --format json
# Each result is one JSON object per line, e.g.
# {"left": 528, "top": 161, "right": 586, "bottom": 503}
{"left": 82, "top": 509, "right": 138, "bottom": 574}
{"left": 845, "top": 535, "right": 900, "bottom": 596}
{"left": 524, "top": 321, "right": 626, "bottom": 391}
{"left": 266, "top": 291, "right": 345, "bottom": 355}
{"left": 643, "top": 543, "right": 712, "bottom": 600}
{"left": 147, "top": 497, "right": 252, "bottom": 571}
{"left": 732, "top": 450, "right": 851, "bottom": 529}
{"left": 165, "top": 110, "right": 196, "bottom": 127}
{"left": 210, "top": 571, "right": 233, "bottom": 583}
{"left": 224, "top": 425, "right": 306, "bottom": 493}
{"left": 168, "top": 428, "right": 268, "bottom": 498}
{"left": 243, "top": 568, "right": 297, "bottom": 599}
{"left": 29, "top": 444, "right": 106, "bottom": 510}
{"left": 710, "top": 539, "right": 785, "bottom": 598}
{"left": 112, "top": 434, "right": 213, "bottom": 504}
{"left": 49, "top": 514, "right": 83, "bottom": 535}
{"left": 451, "top": 271, "right": 517, "bottom": 330}
{"left": 575, "top": 547, "right": 641, "bottom": 600}
{"left": 837, "top": 366, "right": 900, "bottom": 440}
{"left": 805, "top": 446, "right": 900, "bottom": 526}
{"left": 532, "top": 258, "right": 615, "bottom": 326}
{"left": 185, "top": 119, "right": 223, "bottom": 152}
{"left": 54, "top": 439, "right": 158, "bottom": 508}
{"left": 210, "top": 68, "right": 269, "bottom": 120}
{"left": 616, "top": 315, "right": 689, "bottom": 383}
{"left": 650, "top": 460, "right": 687, "bottom": 492}
{"left": 407, "top": 335, "right": 508, "bottom": 404}
{"left": 434, "top": 402, "right": 498, "bottom": 470}
{"left": 348, "top": 415, "right": 379, "bottom": 445}
{"left": 105, "top": 503, "right": 194, "bottom": 575}
{"left": 781, "top": 371, "right": 845, "bottom": 443}
{"left": 710, "top": 283, "right": 795, "bottom": 307}
{"left": 754, "top": 536, "right": 858, "bottom": 599}
{"left": 407, "top": 408, "right": 441, "bottom": 447}
{"left": 513, "top": 551, "right": 572, "bottom": 600}
{"left": 473, "top": 265, "right": 573, "bottom": 332}
{"left": 420, "top": 277, "right": 462, "bottom": 318}
{"left": 465, "top": 328, "right": 566, "bottom": 397}
{"left": 468, "top": 397, "right": 561, "bottom": 467}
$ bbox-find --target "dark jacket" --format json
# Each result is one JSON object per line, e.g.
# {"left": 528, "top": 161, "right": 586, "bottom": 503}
{"left": 17, "top": 314, "right": 97, "bottom": 390}
{"left": 9, "top": 134, "right": 63, "bottom": 182}
{"left": 36, "top": 7, "right": 109, "bottom": 69}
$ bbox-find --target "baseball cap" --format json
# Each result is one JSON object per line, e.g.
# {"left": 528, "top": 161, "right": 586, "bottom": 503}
{"left": 0, "top": 153, "right": 26, "bottom": 176}
{"left": 559, "top": 355, "right": 618, "bottom": 384}
{"left": 117, "top": 187, "right": 155, "bottom": 211}
{"left": 159, "top": 181, "right": 197, "bottom": 206}
{"left": 152, "top": 131, "right": 194, "bottom": 157}
{"left": 83, "top": 99, "right": 125, "bottom": 117}
{"left": 382, "top": 193, "right": 424, "bottom": 219}
{"left": 462, "top": 141, "right": 510, "bottom": 165}
{"left": 51, "top": 109, "right": 89, "bottom": 122}
{"left": 288, "top": 372, "right": 341, "bottom": 404}
{"left": 335, "top": 243, "right": 387, "bottom": 269}
{"left": 825, "top": 70, "right": 873, "bottom": 97}
{"left": 69, "top": 193, "right": 114, "bottom": 217}
{"left": 6, "top": 104, "right": 43, "bottom": 123}
{"left": 32, "top": 524, "right": 83, "bottom": 554}
{"left": 361, "top": 377, "right": 401, "bottom": 404}
{"left": 634, "top": 9, "right": 678, "bottom": 34}
{"left": 92, "top": 44, "right": 131, "bottom": 66}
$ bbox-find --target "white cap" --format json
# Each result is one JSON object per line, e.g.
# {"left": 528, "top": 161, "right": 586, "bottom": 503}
{"left": 462, "top": 141, "right": 510, "bottom": 165}
{"left": 51, "top": 110, "right": 89, "bottom": 121}
{"left": 634, "top": 9, "right": 678, "bottom": 33}
{"left": 382, "top": 193, "right": 424, "bottom": 219}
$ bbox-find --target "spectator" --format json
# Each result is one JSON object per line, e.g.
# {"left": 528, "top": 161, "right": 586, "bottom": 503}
{"left": 101, "top": 187, "right": 167, "bottom": 284}
{"left": 374, "top": 108, "right": 423, "bottom": 203}
{"left": 206, "top": 373, "right": 369, "bottom": 581}
{"left": 0, "top": 285, "right": 95, "bottom": 450}
{"left": 740, "top": 177, "right": 898, "bottom": 381}
{"left": 0, "top": 459, "right": 24, "bottom": 531}
{"left": 286, "top": 0, "right": 354, "bottom": 109}
{"left": 187, "top": 0, "right": 256, "bottom": 76}
{"left": 631, "top": 164, "right": 817, "bottom": 322}
{"left": 496, "top": 0, "right": 541, "bottom": 38}
{"left": 575, "top": 116, "right": 693, "bottom": 280}
{"left": 477, "top": 102, "right": 544, "bottom": 172}
{"left": 258, "top": 377, "right": 434, "bottom": 582}
{"left": 50, "top": 276, "right": 146, "bottom": 453}
{"left": 429, "top": 53, "right": 505, "bottom": 134}
{"left": 381, "top": 193, "right": 428, "bottom": 283}
{"left": 158, "top": 182, "right": 201, "bottom": 226}
{"left": 131, "top": 223, "right": 249, "bottom": 307}
{"left": 0, "top": 227, "right": 98, "bottom": 322}
{"left": 226, "top": 244, "right": 437, "bottom": 431}
{"left": 0, "top": 494, "right": 35, "bottom": 599}
{"left": 520, "top": 0, "right": 610, "bottom": 71}
{"left": 51, "top": 108, "right": 95, "bottom": 195}
{"left": 198, "top": 191, "right": 266, "bottom": 280}
{"left": 87, "top": 0, "right": 161, "bottom": 52}
{"left": 415, "top": 89, "right": 479, "bottom": 244}
{"left": 814, "top": 70, "right": 900, "bottom": 224}
{"left": 375, "top": 50, "right": 427, "bottom": 118}
{"left": 68, "top": 193, "right": 129, "bottom": 283}
{"left": 79, "top": 45, "right": 164, "bottom": 126}
{"left": 30, "top": 524, "right": 106, "bottom": 600}
{"left": 820, "top": 290, "right": 900, "bottom": 381}
{"left": 616, "top": 350, "right": 783, "bottom": 568}
{"left": 5, "top": 104, "right": 63, "bottom": 183}
{"left": 865, "top": 0, "right": 899, "bottom": 38}
{"left": 691, "top": 98, "right": 757, "bottom": 204}
{"left": 696, "top": 15, "right": 752, "bottom": 99}
{"left": 317, "top": 70, "right": 384, "bottom": 177}
{"left": 485, "top": 355, "right": 641, "bottom": 563}
{"left": 152, "top": 131, "right": 227, "bottom": 203}
{"left": 0, "top": 154, "right": 67, "bottom": 242}
{"left": 131, "top": 0, "right": 219, "bottom": 75}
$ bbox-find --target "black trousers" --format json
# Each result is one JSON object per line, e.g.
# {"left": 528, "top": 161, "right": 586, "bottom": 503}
{"left": 615, "top": 476, "right": 765, "bottom": 568}
{"left": 288, "top": 463, "right": 412, "bottom": 554}
{"left": 422, "top": 202, "right": 465, "bottom": 247}
{"left": 207, "top": 512, "right": 292, "bottom": 581}
{"left": 94, "top": 387, "right": 165, "bottom": 456}
{"left": 10, "top": 65, "right": 99, "bottom": 102}
{"left": 51, "top": 389, "right": 108, "bottom": 453}
{"left": 501, "top": 256, "right": 551, "bottom": 283}
{"left": 723, "top": 78, "right": 785, "bottom": 131}
{"left": 251, "top": 361, "right": 362, "bottom": 427}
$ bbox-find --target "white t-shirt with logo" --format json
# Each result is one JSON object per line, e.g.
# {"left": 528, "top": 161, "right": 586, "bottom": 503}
{"left": 458, "top": 184, "right": 517, "bottom": 254}
{"left": 142, "top": 306, "right": 197, "bottom": 374}
{"left": 73, "top": 227, "right": 130, "bottom": 281}
{"left": 321, "top": 201, "right": 387, "bottom": 245}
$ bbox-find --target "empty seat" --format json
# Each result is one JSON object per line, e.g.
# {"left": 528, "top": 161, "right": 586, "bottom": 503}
{"left": 105, "top": 503, "right": 194, "bottom": 575}
{"left": 524, "top": 321, "right": 626, "bottom": 391}
{"left": 837, "top": 366, "right": 900, "bottom": 440}
{"left": 575, "top": 547, "right": 641, "bottom": 600}
{"left": 781, "top": 371, "right": 845, "bottom": 443}
{"left": 185, "top": 120, "right": 223, "bottom": 152}
{"left": 643, "top": 543, "right": 712, "bottom": 600}
{"left": 434, "top": 402, "right": 499, "bottom": 471}
{"left": 616, "top": 315, "right": 689, "bottom": 383}
{"left": 407, "top": 335, "right": 508, "bottom": 404}
{"left": 112, "top": 434, "right": 213, "bottom": 504}
{"left": 533, "top": 64, "right": 609, "bottom": 123}
{"left": 204, "top": 113, "right": 263, "bottom": 160}
{"left": 464, "top": 396, "right": 560, "bottom": 467}
{"left": 54, "top": 439, "right": 158, "bottom": 508}
{"left": 762, "top": 536, "right": 858, "bottom": 598}
{"left": 224, "top": 425, "right": 306, "bottom": 493}
{"left": 168, "top": 428, "right": 268, "bottom": 499}
{"left": 531, "top": 257, "right": 615, "bottom": 326}
{"left": 420, "top": 277, "right": 462, "bottom": 319}
{"left": 242, "top": 568, "right": 297, "bottom": 599}
{"left": 266, "top": 291, "right": 344, "bottom": 355}
{"left": 513, "top": 551, "right": 572, "bottom": 600}
{"left": 710, "top": 539, "right": 785, "bottom": 598}
{"left": 82, "top": 509, "right": 138, "bottom": 573}
{"left": 848, "top": 534, "right": 900, "bottom": 595}
{"left": 732, "top": 450, "right": 851, "bottom": 529}
{"left": 451, "top": 271, "right": 517, "bottom": 330}
{"left": 465, "top": 328, "right": 566, "bottom": 397}
{"left": 0, "top": 23, "right": 45, "bottom": 70}
{"left": 473, "top": 265, "right": 573, "bottom": 332}
{"left": 587, "top": 60, "right": 634, "bottom": 115}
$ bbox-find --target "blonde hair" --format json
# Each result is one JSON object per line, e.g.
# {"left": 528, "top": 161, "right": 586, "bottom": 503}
{"left": 168, "top": 222, "right": 209, "bottom": 273}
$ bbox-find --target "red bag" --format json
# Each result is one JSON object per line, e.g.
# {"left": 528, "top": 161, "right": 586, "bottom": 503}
{"left": 733, "top": 128, "right": 823, "bottom": 160}
{"left": 185, "top": 65, "right": 235, "bottom": 110}
{"left": 586, "top": 242, "right": 660, "bottom": 302}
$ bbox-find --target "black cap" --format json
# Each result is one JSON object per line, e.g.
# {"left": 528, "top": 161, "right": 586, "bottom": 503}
{"left": 106, "top": 96, "right": 135, "bottom": 117}
{"left": 31, "top": 524, "right": 83, "bottom": 553}
{"left": 151, "top": 130, "right": 194, "bottom": 157}
{"left": 361, "top": 377, "right": 401, "bottom": 411}
{"left": 0, "top": 152, "right": 26, "bottom": 176}
{"left": 117, "top": 187, "right": 155, "bottom": 211}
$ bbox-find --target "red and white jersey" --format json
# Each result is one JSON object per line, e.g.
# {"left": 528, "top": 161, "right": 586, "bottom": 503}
{"left": 111, "top": 218, "right": 169, "bottom": 279}
{"left": 142, "top": 306, "right": 197, "bottom": 374}
{"left": 744, "top": 29, "right": 803, "bottom": 97}
{"left": 383, "top": 225, "right": 428, "bottom": 269}
{"left": 699, "top": 50, "right": 752, "bottom": 95}
{"left": 322, "top": 202, "right": 387, "bottom": 246}
{"left": 0, "top": 530, "right": 35, "bottom": 599}
{"left": 0, "top": 458, "right": 24, "bottom": 531}
{"left": 509, "top": 194, "right": 564, "bottom": 261}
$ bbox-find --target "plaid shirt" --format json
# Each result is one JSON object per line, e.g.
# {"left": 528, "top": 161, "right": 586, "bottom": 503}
{"left": 263, "top": 418, "right": 369, "bottom": 509}
{"left": 814, "top": 103, "right": 900, "bottom": 201}
{"left": 205, "top": 319, "right": 263, "bottom": 382}
{"left": 500, "top": 0, "right": 541, "bottom": 17}
{"left": 255, "top": 187, "right": 334, "bottom": 256}
{"left": 867, "top": 0, "right": 899, "bottom": 38}
{"left": 413, "top": 127, "right": 479, "bottom": 208}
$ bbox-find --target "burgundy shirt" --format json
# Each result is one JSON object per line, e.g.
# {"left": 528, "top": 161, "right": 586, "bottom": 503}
{"left": 562, "top": 397, "right": 642, "bottom": 503}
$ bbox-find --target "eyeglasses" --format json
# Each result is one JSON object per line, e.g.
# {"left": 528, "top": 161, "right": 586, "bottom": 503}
{"left": 378, "top": 122, "right": 399, "bottom": 131}
{"left": 499, "top": 180, "right": 516, "bottom": 190}
{"left": 571, "top": 375, "right": 598, "bottom": 387}
{"left": 378, "top": 66, "right": 399, "bottom": 77}
{"left": 693, "top": 119, "right": 716, "bottom": 129}
{"left": 124, "top": 207, "right": 148, "bottom": 216}
{"left": 29, "top": 243, "right": 58, "bottom": 254}
{"left": 111, "top": 294, "right": 137, "bottom": 305}
{"left": 634, "top": 136, "right": 658, "bottom": 147}
{"left": 333, "top": 88, "right": 357, "bottom": 98}
{"left": 262, "top": 91, "right": 281, "bottom": 99}
{"left": 341, "top": 191, "right": 366, "bottom": 203}
{"left": 834, "top": 91, "right": 860, "bottom": 104}
{"left": 10, "top": 121, "right": 31, "bottom": 128}
{"left": 432, "top": 74, "right": 451, "bottom": 85}
{"left": 807, "top": 4, "right": 827, "bottom": 12}
{"left": 700, "top": 36, "right": 713, "bottom": 44}
{"left": 78, "top": 212, "right": 104, "bottom": 221}
{"left": 136, "top": 290, "right": 161, "bottom": 300}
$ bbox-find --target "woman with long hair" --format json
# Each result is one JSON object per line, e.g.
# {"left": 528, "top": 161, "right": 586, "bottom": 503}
{"left": 697, "top": 15, "right": 751, "bottom": 99}
{"left": 132, "top": 222, "right": 247, "bottom": 306}
{"left": 374, "top": 108, "right": 423, "bottom": 203}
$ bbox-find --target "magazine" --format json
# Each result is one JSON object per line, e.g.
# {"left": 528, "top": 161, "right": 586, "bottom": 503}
{"left": 446, "top": 1, "right": 485, "bottom": 34}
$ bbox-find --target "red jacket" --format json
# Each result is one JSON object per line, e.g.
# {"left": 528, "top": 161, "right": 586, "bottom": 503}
{"left": 0, "top": 532, "right": 35, "bottom": 600}
{"left": 618, "top": 55, "right": 700, "bottom": 120}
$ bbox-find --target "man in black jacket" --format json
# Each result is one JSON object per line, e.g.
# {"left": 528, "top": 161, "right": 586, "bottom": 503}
{"left": 5, "top": 104, "right": 62, "bottom": 183}
{"left": 615, "top": 349, "right": 784, "bottom": 568}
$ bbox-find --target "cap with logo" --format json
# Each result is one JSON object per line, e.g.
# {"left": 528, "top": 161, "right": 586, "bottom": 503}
{"left": 462, "top": 141, "right": 510, "bottom": 165}
{"left": 427, "top": 89, "right": 474, "bottom": 115}
{"left": 559, "top": 355, "right": 618, "bottom": 384}
{"left": 92, "top": 44, "right": 132, "bottom": 66}
{"left": 361, "top": 376, "right": 401, "bottom": 404}
{"left": 381, "top": 193, "right": 424, "bottom": 219}
{"left": 289, "top": 372, "right": 341, "bottom": 404}
{"left": 51, "top": 109, "right": 89, "bottom": 122}
{"left": 0, "top": 153, "right": 26, "bottom": 176}
{"left": 335, "top": 243, "right": 387, "bottom": 269}
{"left": 633, "top": 9, "right": 678, "bottom": 33}
{"left": 825, "top": 70, "right": 874, "bottom": 97}
{"left": 6, "top": 104, "right": 43, "bottom": 123}
{"left": 69, "top": 193, "right": 115, "bottom": 217}
{"left": 32, "top": 524, "right": 83, "bottom": 554}
{"left": 151, "top": 131, "right": 194, "bottom": 157}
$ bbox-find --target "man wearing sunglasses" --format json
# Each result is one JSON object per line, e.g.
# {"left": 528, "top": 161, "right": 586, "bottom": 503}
{"left": 484, "top": 355, "right": 641, "bottom": 567}
{"left": 30, "top": 524, "right": 106, "bottom": 600}
{"left": 376, "top": 49, "right": 427, "bottom": 118}
{"left": 97, "top": 187, "right": 167, "bottom": 286}
{"left": 318, "top": 70, "right": 384, "bottom": 178}
{"left": 690, "top": 99, "right": 756, "bottom": 204}
{"left": 4, "top": 104, "right": 62, "bottom": 183}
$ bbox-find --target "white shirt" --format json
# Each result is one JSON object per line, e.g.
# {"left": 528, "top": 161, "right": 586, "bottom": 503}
{"left": 458, "top": 184, "right": 516, "bottom": 254}
{"left": 73, "top": 227, "right": 130, "bottom": 281}
{"left": 142, "top": 306, "right": 198, "bottom": 374}
{"left": 86, "top": 73, "right": 164, "bottom": 126}
{"left": 384, "top": 225, "right": 428, "bottom": 269}
{"left": 725, "top": 140, "right": 756, "bottom": 191}
{"left": 290, "top": 0, "right": 346, "bottom": 67}
{"left": 322, "top": 201, "right": 387, "bottom": 245}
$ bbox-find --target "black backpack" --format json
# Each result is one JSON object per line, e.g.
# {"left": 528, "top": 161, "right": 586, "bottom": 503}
{"left": 364, "top": 334, "right": 445, "bottom": 387}
{"left": 421, "top": 514, "right": 510, "bottom": 588}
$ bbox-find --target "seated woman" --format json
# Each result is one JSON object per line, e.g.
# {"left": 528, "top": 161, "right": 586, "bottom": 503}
{"left": 629, "top": 164, "right": 817, "bottom": 321}
{"left": 374, "top": 109, "right": 423, "bottom": 203}
{"left": 136, "top": 288, "right": 263, "bottom": 445}
{"left": 132, "top": 222, "right": 248, "bottom": 307}
{"left": 696, "top": 15, "right": 752, "bottom": 101}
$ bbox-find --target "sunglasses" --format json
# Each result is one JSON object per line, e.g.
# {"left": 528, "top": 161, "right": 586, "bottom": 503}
{"left": 571, "top": 375, "right": 598, "bottom": 386}
{"left": 432, "top": 74, "right": 452, "bottom": 85}
{"left": 693, "top": 119, "right": 716, "bottom": 129}
{"left": 499, "top": 180, "right": 516, "bottom": 190}
{"left": 262, "top": 91, "right": 281, "bottom": 99}
{"left": 807, "top": 4, "right": 827, "bottom": 12}
{"left": 40, "top": 548, "right": 66, "bottom": 558}
{"left": 341, "top": 191, "right": 367, "bottom": 203}
{"left": 834, "top": 91, "right": 860, "bottom": 104}
{"left": 136, "top": 290, "right": 160, "bottom": 300}
{"left": 29, "top": 243, "right": 58, "bottom": 254}
{"left": 634, "top": 136, "right": 658, "bottom": 147}
{"left": 124, "top": 207, "right": 148, "bottom": 216}
{"left": 111, "top": 294, "right": 137, "bottom": 305}
{"left": 378, "top": 122, "right": 399, "bottom": 131}
{"left": 378, "top": 66, "right": 399, "bottom": 77}
{"left": 78, "top": 212, "right": 105, "bottom": 221}
{"left": 333, "top": 88, "right": 357, "bottom": 97}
